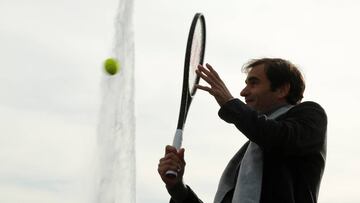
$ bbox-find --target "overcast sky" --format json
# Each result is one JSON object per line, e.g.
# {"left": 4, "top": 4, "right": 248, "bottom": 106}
{"left": 1, "top": 0, "right": 360, "bottom": 202}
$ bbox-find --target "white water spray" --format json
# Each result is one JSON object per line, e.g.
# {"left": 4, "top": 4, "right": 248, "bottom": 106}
{"left": 96, "top": 0, "right": 135, "bottom": 202}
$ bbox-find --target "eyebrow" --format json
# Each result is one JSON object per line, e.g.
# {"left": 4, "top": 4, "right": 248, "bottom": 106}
{"left": 245, "top": 76, "right": 260, "bottom": 84}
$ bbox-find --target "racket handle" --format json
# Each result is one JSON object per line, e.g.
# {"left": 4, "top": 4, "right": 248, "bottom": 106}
{"left": 172, "top": 129, "right": 183, "bottom": 150}
{"left": 165, "top": 129, "right": 183, "bottom": 178}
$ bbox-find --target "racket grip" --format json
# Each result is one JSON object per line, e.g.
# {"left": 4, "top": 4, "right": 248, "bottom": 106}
{"left": 172, "top": 129, "right": 183, "bottom": 150}
{"left": 165, "top": 129, "right": 183, "bottom": 178}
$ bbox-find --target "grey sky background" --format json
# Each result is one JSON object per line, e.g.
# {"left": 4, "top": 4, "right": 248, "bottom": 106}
{"left": 1, "top": 0, "right": 360, "bottom": 202}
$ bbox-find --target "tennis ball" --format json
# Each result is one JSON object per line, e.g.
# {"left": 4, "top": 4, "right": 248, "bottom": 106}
{"left": 104, "top": 58, "right": 120, "bottom": 75}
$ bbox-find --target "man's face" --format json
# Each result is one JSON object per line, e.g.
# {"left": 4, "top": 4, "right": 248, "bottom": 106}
{"left": 240, "top": 65, "right": 286, "bottom": 113}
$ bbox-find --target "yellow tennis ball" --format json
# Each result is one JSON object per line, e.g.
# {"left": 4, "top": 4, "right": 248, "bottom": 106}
{"left": 104, "top": 58, "right": 120, "bottom": 75}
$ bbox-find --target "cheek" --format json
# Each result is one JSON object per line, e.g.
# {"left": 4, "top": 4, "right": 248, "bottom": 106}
{"left": 253, "top": 89, "right": 272, "bottom": 106}
{"left": 252, "top": 89, "right": 265, "bottom": 101}
{"left": 260, "top": 92, "right": 278, "bottom": 107}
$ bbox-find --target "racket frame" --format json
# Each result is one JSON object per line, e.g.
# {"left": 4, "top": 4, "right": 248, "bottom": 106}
{"left": 166, "top": 13, "right": 206, "bottom": 178}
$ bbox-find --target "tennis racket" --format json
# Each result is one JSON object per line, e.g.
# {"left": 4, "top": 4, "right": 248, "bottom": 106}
{"left": 166, "top": 13, "right": 206, "bottom": 177}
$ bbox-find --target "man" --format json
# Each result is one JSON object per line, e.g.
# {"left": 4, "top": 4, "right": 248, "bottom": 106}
{"left": 158, "top": 58, "right": 327, "bottom": 203}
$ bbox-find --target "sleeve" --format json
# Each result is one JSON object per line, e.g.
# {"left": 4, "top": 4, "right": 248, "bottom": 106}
{"left": 167, "top": 181, "right": 203, "bottom": 203}
{"left": 218, "top": 99, "right": 327, "bottom": 157}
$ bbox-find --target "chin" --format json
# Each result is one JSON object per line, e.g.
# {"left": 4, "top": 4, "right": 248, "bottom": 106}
{"left": 247, "top": 104, "right": 263, "bottom": 112}
{"left": 245, "top": 102, "right": 256, "bottom": 109}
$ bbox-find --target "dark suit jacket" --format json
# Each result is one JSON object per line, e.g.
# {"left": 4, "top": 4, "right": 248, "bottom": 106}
{"left": 170, "top": 99, "right": 327, "bottom": 203}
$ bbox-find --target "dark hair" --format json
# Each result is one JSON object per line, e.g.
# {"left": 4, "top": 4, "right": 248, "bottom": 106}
{"left": 243, "top": 58, "right": 305, "bottom": 105}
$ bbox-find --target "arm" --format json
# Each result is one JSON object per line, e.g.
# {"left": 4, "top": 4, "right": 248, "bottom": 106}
{"left": 195, "top": 63, "right": 327, "bottom": 156}
{"left": 168, "top": 184, "right": 203, "bottom": 203}
{"left": 219, "top": 99, "right": 327, "bottom": 156}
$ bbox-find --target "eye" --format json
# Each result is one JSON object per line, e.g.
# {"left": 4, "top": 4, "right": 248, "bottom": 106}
{"left": 248, "top": 79, "right": 259, "bottom": 86}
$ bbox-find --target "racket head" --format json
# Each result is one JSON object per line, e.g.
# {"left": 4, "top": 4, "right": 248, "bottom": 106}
{"left": 177, "top": 13, "right": 206, "bottom": 130}
{"left": 186, "top": 13, "right": 206, "bottom": 97}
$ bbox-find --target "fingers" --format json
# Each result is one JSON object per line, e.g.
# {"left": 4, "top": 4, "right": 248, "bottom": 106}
{"left": 196, "top": 70, "right": 212, "bottom": 87}
{"left": 195, "top": 64, "right": 216, "bottom": 94}
{"left": 195, "top": 63, "right": 234, "bottom": 106}
{"left": 196, "top": 64, "right": 218, "bottom": 86}
{"left": 196, "top": 63, "right": 225, "bottom": 89}
{"left": 205, "top": 63, "right": 220, "bottom": 78}
{"left": 165, "top": 145, "right": 177, "bottom": 155}
{"left": 158, "top": 146, "right": 186, "bottom": 176}
{"left": 158, "top": 155, "right": 181, "bottom": 174}
{"left": 197, "top": 64, "right": 211, "bottom": 78}
{"left": 195, "top": 84, "right": 212, "bottom": 94}
{"left": 195, "top": 63, "right": 224, "bottom": 93}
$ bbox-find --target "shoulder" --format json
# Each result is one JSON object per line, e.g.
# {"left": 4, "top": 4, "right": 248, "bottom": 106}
{"left": 296, "top": 101, "right": 324, "bottom": 109}
{"left": 283, "top": 101, "right": 327, "bottom": 125}
{"left": 289, "top": 101, "right": 326, "bottom": 114}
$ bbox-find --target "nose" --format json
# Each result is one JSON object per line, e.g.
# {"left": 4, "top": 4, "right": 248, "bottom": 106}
{"left": 240, "top": 86, "right": 249, "bottom": 97}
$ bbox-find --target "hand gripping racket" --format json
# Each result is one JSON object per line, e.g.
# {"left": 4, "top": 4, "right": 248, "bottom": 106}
{"left": 165, "top": 13, "right": 206, "bottom": 177}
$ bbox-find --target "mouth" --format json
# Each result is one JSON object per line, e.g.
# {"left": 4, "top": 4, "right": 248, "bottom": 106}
{"left": 245, "top": 98, "right": 254, "bottom": 104}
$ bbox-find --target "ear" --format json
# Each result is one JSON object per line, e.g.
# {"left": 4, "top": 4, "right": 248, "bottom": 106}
{"left": 277, "top": 83, "right": 290, "bottom": 100}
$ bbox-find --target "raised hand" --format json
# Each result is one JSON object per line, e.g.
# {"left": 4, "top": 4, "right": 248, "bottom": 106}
{"left": 195, "top": 63, "right": 234, "bottom": 106}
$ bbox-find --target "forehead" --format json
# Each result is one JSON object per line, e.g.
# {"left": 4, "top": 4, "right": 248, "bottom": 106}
{"left": 246, "top": 64, "right": 268, "bottom": 81}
